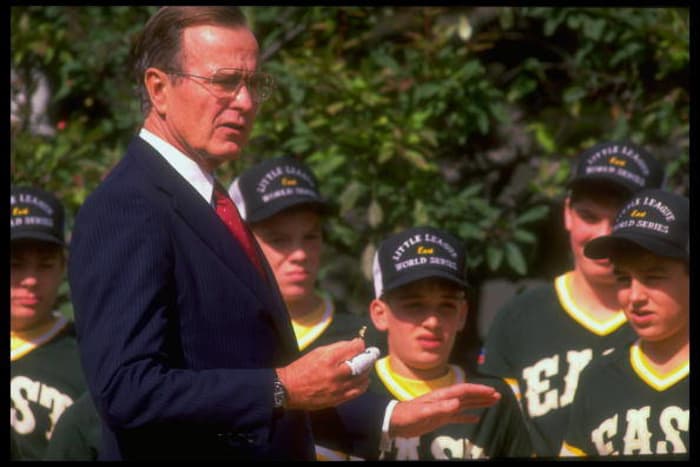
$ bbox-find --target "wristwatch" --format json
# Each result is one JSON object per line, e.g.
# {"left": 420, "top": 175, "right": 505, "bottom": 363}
{"left": 272, "top": 374, "right": 287, "bottom": 410}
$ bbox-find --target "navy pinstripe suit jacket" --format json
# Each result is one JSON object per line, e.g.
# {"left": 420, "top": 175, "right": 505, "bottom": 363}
{"left": 68, "top": 136, "right": 319, "bottom": 459}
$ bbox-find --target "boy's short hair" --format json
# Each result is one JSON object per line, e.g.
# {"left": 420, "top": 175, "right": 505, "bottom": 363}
{"left": 11, "top": 186, "right": 65, "bottom": 247}
{"left": 372, "top": 226, "right": 467, "bottom": 299}
{"left": 584, "top": 189, "right": 688, "bottom": 263}
{"left": 567, "top": 141, "right": 664, "bottom": 199}
{"left": 229, "top": 156, "right": 329, "bottom": 223}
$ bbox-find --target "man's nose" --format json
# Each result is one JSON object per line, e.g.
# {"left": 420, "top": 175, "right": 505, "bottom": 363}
{"left": 231, "top": 82, "right": 255, "bottom": 111}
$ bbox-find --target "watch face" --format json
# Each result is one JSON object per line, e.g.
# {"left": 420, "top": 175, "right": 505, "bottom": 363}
{"left": 273, "top": 380, "right": 286, "bottom": 408}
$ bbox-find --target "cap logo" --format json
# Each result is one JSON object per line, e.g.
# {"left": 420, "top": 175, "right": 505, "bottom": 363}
{"left": 254, "top": 164, "right": 318, "bottom": 204}
{"left": 12, "top": 207, "right": 29, "bottom": 216}
{"left": 11, "top": 193, "right": 55, "bottom": 215}
{"left": 614, "top": 196, "right": 676, "bottom": 235}
{"left": 10, "top": 194, "right": 57, "bottom": 229}
{"left": 609, "top": 156, "right": 627, "bottom": 167}
{"left": 391, "top": 233, "right": 458, "bottom": 272}
{"left": 582, "top": 144, "right": 653, "bottom": 188}
{"left": 642, "top": 196, "right": 676, "bottom": 222}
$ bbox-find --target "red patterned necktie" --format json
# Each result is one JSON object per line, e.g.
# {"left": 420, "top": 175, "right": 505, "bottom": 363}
{"left": 212, "top": 182, "right": 266, "bottom": 277}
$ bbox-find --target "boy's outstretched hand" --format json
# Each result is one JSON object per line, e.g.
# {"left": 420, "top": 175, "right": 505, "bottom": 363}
{"left": 389, "top": 383, "right": 501, "bottom": 438}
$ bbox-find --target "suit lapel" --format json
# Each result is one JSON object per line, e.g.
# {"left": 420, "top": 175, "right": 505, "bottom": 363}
{"left": 126, "top": 137, "right": 298, "bottom": 352}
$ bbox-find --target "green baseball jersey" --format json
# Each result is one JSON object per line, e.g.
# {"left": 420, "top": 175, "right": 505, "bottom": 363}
{"left": 10, "top": 319, "right": 87, "bottom": 460}
{"left": 561, "top": 342, "right": 688, "bottom": 458}
{"left": 368, "top": 357, "right": 533, "bottom": 459}
{"left": 44, "top": 391, "right": 100, "bottom": 460}
{"left": 478, "top": 272, "right": 637, "bottom": 457}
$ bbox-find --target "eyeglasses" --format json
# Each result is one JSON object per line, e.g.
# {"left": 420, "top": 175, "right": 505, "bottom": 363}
{"left": 166, "top": 68, "right": 274, "bottom": 103}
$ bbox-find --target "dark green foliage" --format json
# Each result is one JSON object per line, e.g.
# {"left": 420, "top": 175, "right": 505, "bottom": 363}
{"left": 11, "top": 7, "right": 689, "bottom": 312}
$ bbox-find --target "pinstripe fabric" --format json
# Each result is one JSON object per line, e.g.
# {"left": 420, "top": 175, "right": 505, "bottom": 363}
{"left": 68, "top": 137, "right": 312, "bottom": 460}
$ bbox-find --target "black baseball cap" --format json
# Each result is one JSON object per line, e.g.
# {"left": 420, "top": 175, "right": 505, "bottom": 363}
{"left": 584, "top": 189, "right": 688, "bottom": 262}
{"left": 568, "top": 141, "right": 664, "bottom": 195}
{"left": 372, "top": 226, "right": 468, "bottom": 298}
{"left": 229, "top": 156, "right": 328, "bottom": 223}
{"left": 11, "top": 186, "right": 65, "bottom": 247}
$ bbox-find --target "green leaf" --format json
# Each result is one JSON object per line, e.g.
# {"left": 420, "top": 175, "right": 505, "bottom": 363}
{"left": 514, "top": 205, "right": 550, "bottom": 225}
{"left": 367, "top": 199, "right": 383, "bottom": 228}
{"left": 527, "top": 123, "right": 556, "bottom": 154}
{"left": 413, "top": 199, "right": 430, "bottom": 225}
{"left": 339, "top": 181, "right": 366, "bottom": 214}
{"left": 486, "top": 246, "right": 504, "bottom": 271}
{"left": 563, "top": 86, "right": 586, "bottom": 104}
{"left": 507, "top": 76, "right": 537, "bottom": 102}
{"left": 513, "top": 229, "right": 537, "bottom": 244}
{"left": 505, "top": 242, "right": 527, "bottom": 275}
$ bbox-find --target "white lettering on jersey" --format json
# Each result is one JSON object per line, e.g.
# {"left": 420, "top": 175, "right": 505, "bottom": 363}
{"left": 10, "top": 376, "right": 40, "bottom": 435}
{"left": 559, "top": 349, "right": 593, "bottom": 406}
{"left": 10, "top": 375, "right": 74, "bottom": 440}
{"left": 522, "top": 348, "right": 595, "bottom": 418}
{"left": 39, "top": 384, "right": 72, "bottom": 439}
{"left": 431, "top": 436, "right": 487, "bottom": 459}
{"left": 592, "top": 413, "right": 618, "bottom": 455}
{"left": 395, "top": 437, "right": 421, "bottom": 460}
{"left": 623, "top": 406, "right": 652, "bottom": 455}
{"left": 522, "top": 355, "right": 558, "bottom": 417}
{"left": 592, "top": 406, "right": 688, "bottom": 455}
{"left": 657, "top": 406, "right": 688, "bottom": 454}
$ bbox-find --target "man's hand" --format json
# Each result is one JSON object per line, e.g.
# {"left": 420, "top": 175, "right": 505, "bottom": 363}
{"left": 276, "top": 338, "right": 370, "bottom": 411}
{"left": 389, "top": 383, "right": 501, "bottom": 438}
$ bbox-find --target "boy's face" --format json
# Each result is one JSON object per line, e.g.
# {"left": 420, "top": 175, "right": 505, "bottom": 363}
{"left": 251, "top": 207, "right": 322, "bottom": 304}
{"left": 10, "top": 240, "right": 65, "bottom": 332}
{"left": 564, "top": 191, "right": 623, "bottom": 286}
{"left": 612, "top": 249, "right": 689, "bottom": 346}
{"left": 370, "top": 278, "right": 467, "bottom": 380}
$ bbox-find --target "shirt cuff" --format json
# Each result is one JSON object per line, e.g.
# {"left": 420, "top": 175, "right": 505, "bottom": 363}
{"left": 379, "top": 399, "right": 399, "bottom": 454}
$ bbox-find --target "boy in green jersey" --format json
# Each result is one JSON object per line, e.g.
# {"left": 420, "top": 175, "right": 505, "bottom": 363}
{"left": 230, "top": 155, "right": 383, "bottom": 357}
{"left": 560, "top": 189, "right": 688, "bottom": 458}
{"left": 231, "top": 156, "right": 382, "bottom": 459}
{"left": 368, "top": 226, "right": 532, "bottom": 459}
{"left": 10, "top": 186, "right": 87, "bottom": 459}
{"left": 478, "top": 142, "right": 664, "bottom": 456}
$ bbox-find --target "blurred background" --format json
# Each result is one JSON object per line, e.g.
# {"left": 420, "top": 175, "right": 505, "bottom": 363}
{"left": 11, "top": 6, "right": 689, "bottom": 368}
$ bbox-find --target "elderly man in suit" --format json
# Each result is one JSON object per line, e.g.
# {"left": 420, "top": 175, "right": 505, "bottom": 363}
{"left": 68, "top": 6, "right": 500, "bottom": 460}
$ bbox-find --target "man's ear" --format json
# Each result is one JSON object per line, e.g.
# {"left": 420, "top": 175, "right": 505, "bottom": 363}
{"left": 369, "top": 298, "right": 389, "bottom": 332}
{"left": 144, "top": 67, "right": 170, "bottom": 117}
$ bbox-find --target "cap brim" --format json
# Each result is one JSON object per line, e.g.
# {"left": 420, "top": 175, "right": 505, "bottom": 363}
{"left": 11, "top": 231, "right": 65, "bottom": 247}
{"left": 585, "top": 232, "right": 686, "bottom": 260}
{"left": 246, "top": 197, "right": 330, "bottom": 223}
{"left": 381, "top": 269, "right": 468, "bottom": 297}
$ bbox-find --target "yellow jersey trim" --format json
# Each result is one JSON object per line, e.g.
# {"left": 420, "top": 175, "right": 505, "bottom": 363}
{"left": 503, "top": 377, "right": 521, "bottom": 401}
{"left": 629, "top": 341, "right": 689, "bottom": 392}
{"left": 375, "top": 356, "right": 465, "bottom": 401}
{"left": 10, "top": 313, "right": 70, "bottom": 361}
{"left": 555, "top": 272, "right": 626, "bottom": 336}
{"left": 560, "top": 440, "right": 586, "bottom": 457}
{"left": 293, "top": 292, "right": 334, "bottom": 352}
